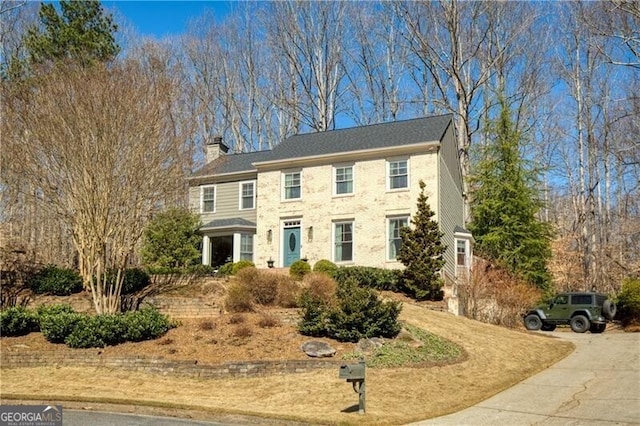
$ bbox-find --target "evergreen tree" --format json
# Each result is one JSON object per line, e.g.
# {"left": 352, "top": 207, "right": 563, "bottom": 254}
{"left": 398, "top": 180, "right": 446, "bottom": 300}
{"left": 469, "top": 99, "right": 553, "bottom": 291}
{"left": 24, "top": 0, "right": 119, "bottom": 68}
{"left": 140, "top": 208, "right": 202, "bottom": 273}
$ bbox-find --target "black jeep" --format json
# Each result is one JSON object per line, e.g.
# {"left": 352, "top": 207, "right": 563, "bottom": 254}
{"left": 523, "top": 292, "right": 616, "bottom": 333}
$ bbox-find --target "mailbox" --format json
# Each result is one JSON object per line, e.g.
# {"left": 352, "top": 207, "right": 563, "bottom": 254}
{"left": 339, "top": 359, "right": 366, "bottom": 414}
{"left": 339, "top": 362, "right": 365, "bottom": 380}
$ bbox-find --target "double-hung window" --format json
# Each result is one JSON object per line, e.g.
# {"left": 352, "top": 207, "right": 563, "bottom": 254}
{"left": 239, "top": 181, "right": 256, "bottom": 210}
{"left": 388, "top": 159, "right": 408, "bottom": 190}
{"left": 240, "top": 234, "right": 254, "bottom": 261}
{"left": 283, "top": 171, "right": 301, "bottom": 200}
{"left": 334, "top": 221, "right": 353, "bottom": 262}
{"left": 201, "top": 185, "right": 215, "bottom": 213}
{"left": 388, "top": 216, "right": 409, "bottom": 260}
{"left": 456, "top": 240, "right": 467, "bottom": 266}
{"left": 334, "top": 165, "right": 353, "bottom": 195}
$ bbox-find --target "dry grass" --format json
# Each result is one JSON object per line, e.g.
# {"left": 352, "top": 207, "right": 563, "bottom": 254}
{"left": 0, "top": 303, "right": 573, "bottom": 425}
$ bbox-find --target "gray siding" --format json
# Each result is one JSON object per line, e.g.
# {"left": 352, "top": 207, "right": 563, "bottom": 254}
{"left": 189, "top": 180, "right": 257, "bottom": 226}
{"left": 438, "top": 124, "right": 465, "bottom": 281}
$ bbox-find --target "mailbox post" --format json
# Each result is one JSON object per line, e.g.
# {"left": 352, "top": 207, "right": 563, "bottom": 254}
{"left": 338, "top": 359, "right": 366, "bottom": 414}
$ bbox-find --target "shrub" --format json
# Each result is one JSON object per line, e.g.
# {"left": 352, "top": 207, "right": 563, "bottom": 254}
{"left": 0, "top": 306, "right": 38, "bottom": 336}
{"left": 257, "top": 313, "right": 281, "bottom": 328}
{"left": 65, "top": 316, "right": 106, "bottom": 348}
{"left": 231, "top": 260, "right": 255, "bottom": 275}
{"left": 29, "top": 265, "right": 83, "bottom": 295}
{"left": 618, "top": 278, "right": 640, "bottom": 326}
{"left": 246, "top": 268, "right": 279, "bottom": 305}
{"left": 334, "top": 266, "right": 401, "bottom": 291}
{"left": 40, "top": 311, "right": 84, "bottom": 343}
{"left": 232, "top": 325, "right": 253, "bottom": 339}
{"left": 103, "top": 268, "right": 150, "bottom": 295}
{"left": 460, "top": 258, "right": 542, "bottom": 328}
{"left": 297, "top": 289, "right": 331, "bottom": 337}
{"left": 121, "top": 268, "right": 151, "bottom": 294}
{"left": 65, "top": 314, "right": 130, "bottom": 348}
{"left": 298, "top": 278, "right": 402, "bottom": 343}
{"left": 275, "top": 276, "right": 301, "bottom": 308}
{"left": 37, "top": 304, "right": 80, "bottom": 344}
{"left": 140, "top": 207, "right": 202, "bottom": 272}
{"left": 93, "top": 314, "right": 129, "bottom": 345}
{"left": 313, "top": 259, "right": 337, "bottom": 277}
{"left": 123, "top": 307, "right": 175, "bottom": 342}
{"left": 225, "top": 282, "right": 254, "bottom": 313}
{"left": 228, "top": 313, "right": 245, "bottom": 324}
{"left": 289, "top": 260, "right": 311, "bottom": 280}
{"left": 302, "top": 272, "right": 337, "bottom": 304}
{"left": 184, "top": 264, "right": 215, "bottom": 276}
{"left": 198, "top": 319, "right": 215, "bottom": 331}
{"left": 217, "top": 262, "right": 234, "bottom": 276}
{"left": 64, "top": 307, "right": 175, "bottom": 348}
{"left": 144, "top": 265, "right": 176, "bottom": 275}
{"left": 36, "top": 303, "right": 75, "bottom": 318}
{"left": 326, "top": 279, "right": 402, "bottom": 342}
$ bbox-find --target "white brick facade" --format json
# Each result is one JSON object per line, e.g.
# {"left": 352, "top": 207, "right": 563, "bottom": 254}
{"left": 256, "top": 151, "right": 439, "bottom": 269}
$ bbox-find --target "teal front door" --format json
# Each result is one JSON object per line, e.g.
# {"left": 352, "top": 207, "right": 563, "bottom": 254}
{"left": 283, "top": 227, "right": 301, "bottom": 267}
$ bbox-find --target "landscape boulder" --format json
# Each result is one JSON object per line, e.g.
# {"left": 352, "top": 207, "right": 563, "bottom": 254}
{"left": 301, "top": 340, "right": 336, "bottom": 358}
{"left": 356, "top": 337, "right": 386, "bottom": 353}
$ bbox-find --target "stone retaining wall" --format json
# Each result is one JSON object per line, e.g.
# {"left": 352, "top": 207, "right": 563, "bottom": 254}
{"left": 0, "top": 352, "right": 342, "bottom": 379}
{"left": 143, "top": 296, "right": 221, "bottom": 318}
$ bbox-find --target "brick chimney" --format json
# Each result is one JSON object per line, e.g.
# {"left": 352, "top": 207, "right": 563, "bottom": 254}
{"left": 205, "top": 136, "right": 229, "bottom": 163}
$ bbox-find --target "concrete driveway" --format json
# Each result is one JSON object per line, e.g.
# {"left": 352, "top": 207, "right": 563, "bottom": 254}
{"left": 415, "top": 330, "right": 640, "bottom": 425}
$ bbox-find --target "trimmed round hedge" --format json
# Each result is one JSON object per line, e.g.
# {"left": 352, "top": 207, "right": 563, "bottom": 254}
{"left": 29, "top": 265, "right": 83, "bottom": 296}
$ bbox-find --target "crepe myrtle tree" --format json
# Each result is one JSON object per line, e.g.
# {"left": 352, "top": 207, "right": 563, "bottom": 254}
{"left": 2, "top": 60, "right": 192, "bottom": 313}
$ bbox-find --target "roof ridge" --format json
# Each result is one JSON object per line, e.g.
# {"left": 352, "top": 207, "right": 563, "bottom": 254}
{"left": 289, "top": 113, "right": 454, "bottom": 140}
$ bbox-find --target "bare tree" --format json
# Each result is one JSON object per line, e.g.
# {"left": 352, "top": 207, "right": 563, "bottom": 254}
{"left": 0, "top": 0, "right": 38, "bottom": 74}
{"left": 344, "top": 2, "right": 408, "bottom": 125}
{"left": 2, "top": 60, "right": 193, "bottom": 313}
{"left": 266, "top": 1, "right": 348, "bottom": 132}
{"left": 549, "top": 1, "right": 640, "bottom": 292}
{"left": 397, "top": 0, "right": 543, "bottom": 218}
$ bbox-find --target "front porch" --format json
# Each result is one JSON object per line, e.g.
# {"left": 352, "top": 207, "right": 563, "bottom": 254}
{"left": 200, "top": 218, "right": 256, "bottom": 268}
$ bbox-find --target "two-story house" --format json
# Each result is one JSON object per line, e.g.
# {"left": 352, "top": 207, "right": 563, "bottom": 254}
{"left": 188, "top": 115, "right": 473, "bottom": 284}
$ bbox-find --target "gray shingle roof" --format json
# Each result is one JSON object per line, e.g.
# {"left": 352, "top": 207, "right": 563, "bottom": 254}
{"left": 191, "top": 150, "right": 272, "bottom": 178}
{"left": 454, "top": 226, "right": 472, "bottom": 235}
{"left": 258, "top": 114, "right": 453, "bottom": 163}
{"left": 190, "top": 114, "right": 452, "bottom": 178}
{"left": 201, "top": 218, "right": 256, "bottom": 230}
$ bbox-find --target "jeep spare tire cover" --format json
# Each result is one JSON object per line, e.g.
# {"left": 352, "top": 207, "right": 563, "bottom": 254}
{"left": 603, "top": 299, "right": 617, "bottom": 319}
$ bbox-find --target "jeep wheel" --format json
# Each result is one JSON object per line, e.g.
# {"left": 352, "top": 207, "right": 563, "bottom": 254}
{"left": 570, "top": 315, "right": 590, "bottom": 333}
{"left": 541, "top": 324, "right": 557, "bottom": 332}
{"left": 603, "top": 300, "right": 617, "bottom": 320}
{"left": 524, "top": 314, "right": 542, "bottom": 331}
{"left": 590, "top": 323, "right": 606, "bottom": 333}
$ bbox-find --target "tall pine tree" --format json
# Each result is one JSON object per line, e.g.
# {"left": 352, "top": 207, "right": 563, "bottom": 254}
{"left": 469, "top": 98, "right": 553, "bottom": 291}
{"left": 24, "top": 0, "right": 119, "bottom": 68}
{"left": 398, "top": 180, "right": 446, "bottom": 301}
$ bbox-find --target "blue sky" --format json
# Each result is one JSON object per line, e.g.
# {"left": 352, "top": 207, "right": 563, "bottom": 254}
{"left": 104, "top": 1, "right": 232, "bottom": 38}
